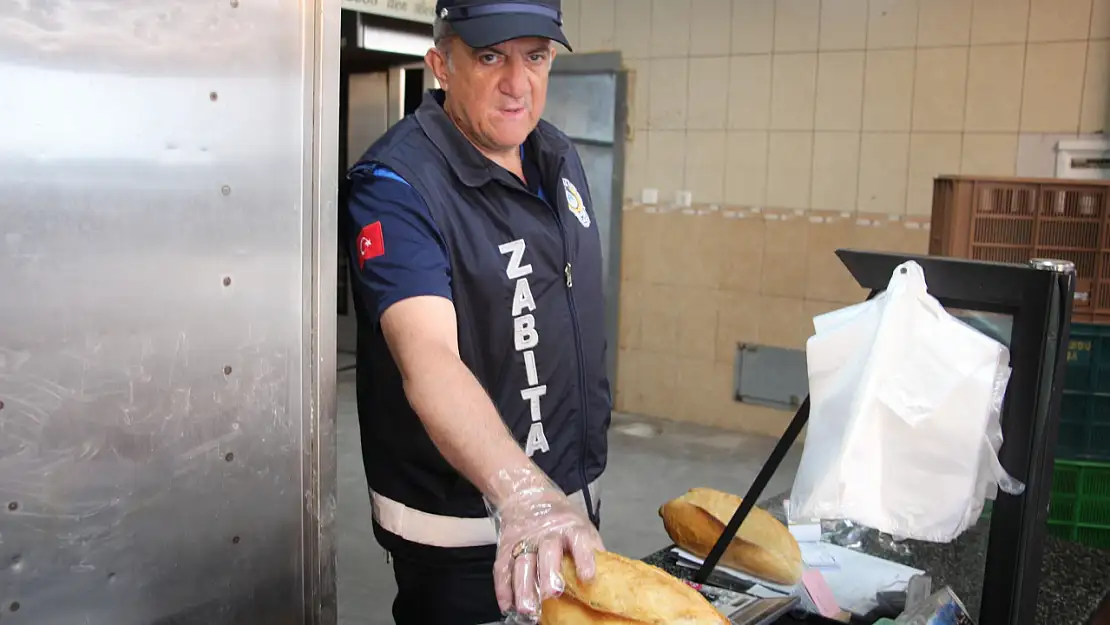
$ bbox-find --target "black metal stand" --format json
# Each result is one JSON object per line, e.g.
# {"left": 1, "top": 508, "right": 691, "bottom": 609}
{"left": 694, "top": 396, "right": 810, "bottom": 583}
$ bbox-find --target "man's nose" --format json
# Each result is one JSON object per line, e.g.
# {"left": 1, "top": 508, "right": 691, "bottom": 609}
{"left": 500, "top": 57, "right": 529, "bottom": 98}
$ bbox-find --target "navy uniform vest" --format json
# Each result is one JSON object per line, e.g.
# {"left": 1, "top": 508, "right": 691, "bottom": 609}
{"left": 349, "top": 90, "right": 611, "bottom": 525}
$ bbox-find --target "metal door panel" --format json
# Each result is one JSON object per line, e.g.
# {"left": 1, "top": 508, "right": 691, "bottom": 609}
{"left": 0, "top": 1, "right": 339, "bottom": 624}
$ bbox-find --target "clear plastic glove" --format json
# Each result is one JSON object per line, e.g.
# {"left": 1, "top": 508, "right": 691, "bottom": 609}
{"left": 485, "top": 466, "right": 604, "bottom": 621}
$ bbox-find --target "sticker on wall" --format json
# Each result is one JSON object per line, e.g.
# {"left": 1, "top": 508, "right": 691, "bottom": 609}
{"left": 563, "top": 178, "right": 592, "bottom": 228}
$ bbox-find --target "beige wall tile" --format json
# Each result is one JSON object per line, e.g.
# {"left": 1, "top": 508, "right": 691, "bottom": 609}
{"left": 1093, "top": 0, "right": 1110, "bottom": 37}
{"left": 907, "top": 133, "right": 962, "bottom": 216}
{"left": 1021, "top": 42, "right": 1088, "bottom": 133}
{"left": 858, "top": 132, "right": 910, "bottom": 214}
{"left": 579, "top": 0, "right": 616, "bottom": 51}
{"left": 912, "top": 47, "right": 969, "bottom": 131}
{"left": 646, "top": 130, "right": 688, "bottom": 199}
{"left": 806, "top": 219, "right": 867, "bottom": 302}
{"left": 767, "top": 132, "right": 815, "bottom": 209}
{"left": 862, "top": 49, "right": 916, "bottom": 130}
{"left": 775, "top": 0, "right": 821, "bottom": 52}
{"left": 761, "top": 218, "right": 810, "bottom": 298}
{"left": 918, "top": 0, "right": 973, "bottom": 46}
{"left": 638, "top": 284, "right": 682, "bottom": 353}
{"left": 819, "top": 0, "right": 869, "bottom": 51}
{"left": 971, "top": 0, "right": 1030, "bottom": 44}
{"left": 725, "top": 131, "right": 770, "bottom": 206}
{"left": 651, "top": 0, "right": 692, "bottom": 57}
{"left": 714, "top": 216, "right": 766, "bottom": 294}
{"left": 615, "top": 0, "right": 653, "bottom": 58}
{"left": 728, "top": 54, "right": 773, "bottom": 129}
{"left": 759, "top": 294, "right": 810, "bottom": 348}
{"left": 716, "top": 289, "right": 761, "bottom": 361}
{"left": 867, "top": 0, "right": 919, "bottom": 49}
{"left": 687, "top": 56, "right": 730, "bottom": 129}
{"left": 676, "top": 289, "right": 721, "bottom": 360}
{"left": 733, "top": 0, "right": 776, "bottom": 53}
{"left": 685, "top": 131, "right": 728, "bottom": 204}
{"left": 811, "top": 132, "right": 861, "bottom": 211}
{"left": 1081, "top": 40, "right": 1110, "bottom": 133}
{"left": 673, "top": 356, "right": 732, "bottom": 426}
{"left": 618, "top": 280, "right": 644, "bottom": 348}
{"left": 964, "top": 44, "right": 1025, "bottom": 131}
{"left": 691, "top": 0, "right": 734, "bottom": 56}
{"left": 1028, "top": 0, "right": 1092, "bottom": 42}
{"left": 625, "top": 135, "right": 648, "bottom": 200}
{"left": 961, "top": 133, "right": 1018, "bottom": 176}
{"left": 815, "top": 51, "right": 866, "bottom": 130}
{"left": 648, "top": 58, "right": 689, "bottom": 129}
{"left": 563, "top": 0, "right": 582, "bottom": 50}
{"left": 771, "top": 53, "right": 819, "bottom": 130}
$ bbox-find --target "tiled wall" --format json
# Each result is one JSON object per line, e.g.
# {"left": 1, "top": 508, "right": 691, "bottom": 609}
{"left": 559, "top": 0, "right": 1110, "bottom": 436}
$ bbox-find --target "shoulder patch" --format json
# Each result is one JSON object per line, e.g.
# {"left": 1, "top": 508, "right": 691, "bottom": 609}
{"left": 562, "top": 178, "right": 591, "bottom": 229}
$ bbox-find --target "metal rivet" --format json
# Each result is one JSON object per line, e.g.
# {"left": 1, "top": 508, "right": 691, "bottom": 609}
{"left": 220, "top": 185, "right": 231, "bottom": 196}
{"left": 225, "top": 452, "right": 234, "bottom": 462}
{"left": 222, "top": 277, "right": 232, "bottom": 287}
{"left": 223, "top": 366, "right": 233, "bottom": 376}
{"left": 900, "top": 267, "right": 908, "bottom": 274}
{"left": 7, "top": 502, "right": 17, "bottom": 512}
{"left": 232, "top": 536, "right": 241, "bottom": 544}
{"left": 107, "top": 572, "right": 116, "bottom": 582}
{"left": 231, "top": 0, "right": 239, "bottom": 6}
{"left": 10, "top": 556, "right": 18, "bottom": 564}
{"left": 9, "top": 602, "right": 18, "bottom": 612}
{"left": 209, "top": 91, "right": 218, "bottom": 102}
{"left": 0, "top": 400, "right": 5, "bottom": 410}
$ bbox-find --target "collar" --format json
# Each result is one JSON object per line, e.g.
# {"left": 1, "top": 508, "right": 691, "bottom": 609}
{"left": 413, "top": 89, "right": 573, "bottom": 188}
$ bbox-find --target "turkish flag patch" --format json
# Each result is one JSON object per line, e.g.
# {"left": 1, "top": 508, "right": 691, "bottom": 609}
{"left": 357, "top": 221, "right": 385, "bottom": 269}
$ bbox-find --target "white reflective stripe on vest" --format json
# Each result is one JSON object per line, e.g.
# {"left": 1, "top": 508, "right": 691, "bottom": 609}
{"left": 371, "top": 480, "right": 601, "bottom": 549}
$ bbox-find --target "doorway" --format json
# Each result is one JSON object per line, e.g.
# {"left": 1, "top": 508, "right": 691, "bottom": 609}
{"left": 337, "top": 10, "right": 435, "bottom": 363}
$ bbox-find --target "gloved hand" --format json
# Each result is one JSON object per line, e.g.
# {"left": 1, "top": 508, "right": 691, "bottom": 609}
{"left": 486, "top": 466, "right": 605, "bottom": 621}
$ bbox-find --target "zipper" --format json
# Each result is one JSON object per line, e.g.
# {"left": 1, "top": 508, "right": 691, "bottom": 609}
{"left": 517, "top": 167, "right": 596, "bottom": 526}
{"left": 545, "top": 175, "right": 596, "bottom": 527}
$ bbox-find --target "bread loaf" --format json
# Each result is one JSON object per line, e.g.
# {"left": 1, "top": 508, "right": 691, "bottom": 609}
{"left": 539, "top": 550, "right": 729, "bottom": 625}
{"left": 659, "top": 487, "right": 804, "bottom": 586}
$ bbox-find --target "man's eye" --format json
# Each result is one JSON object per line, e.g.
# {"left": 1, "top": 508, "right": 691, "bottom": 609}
{"left": 479, "top": 54, "right": 499, "bottom": 64}
{"left": 529, "top": 53, "right": 547, "bottom": 63}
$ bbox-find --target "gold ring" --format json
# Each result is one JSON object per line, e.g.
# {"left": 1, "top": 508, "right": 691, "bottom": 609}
{"left": 511, "top": 540, "right": 538, "bottom": 559}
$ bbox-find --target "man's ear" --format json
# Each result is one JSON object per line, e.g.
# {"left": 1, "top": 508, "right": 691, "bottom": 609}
{"left": 425, "top": 46, "right": 450, "bottom": 91}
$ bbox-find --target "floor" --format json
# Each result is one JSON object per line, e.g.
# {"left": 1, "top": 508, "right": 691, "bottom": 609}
{"left": 334, "top": 368, "right": 804, "bottom": 625}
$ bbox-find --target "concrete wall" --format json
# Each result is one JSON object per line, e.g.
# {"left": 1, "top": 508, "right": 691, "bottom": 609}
{"left": 560, "top": 0, "right": 1110, "bottom": 435}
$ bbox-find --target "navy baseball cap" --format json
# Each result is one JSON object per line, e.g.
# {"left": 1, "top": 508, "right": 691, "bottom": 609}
{"left": 435, "top": 0, "right": 573, "bottom": 52}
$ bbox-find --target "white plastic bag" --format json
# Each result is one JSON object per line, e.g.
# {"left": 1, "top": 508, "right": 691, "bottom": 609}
{"left": 787, "top": 261, "right": 1024, "bottom": 543}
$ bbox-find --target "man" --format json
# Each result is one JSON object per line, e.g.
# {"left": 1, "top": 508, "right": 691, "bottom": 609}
{"left": 342, "top": 1, "right": 612, "bottom": 623}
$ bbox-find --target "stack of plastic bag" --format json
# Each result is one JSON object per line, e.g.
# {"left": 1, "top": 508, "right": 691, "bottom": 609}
{"left": 787, "top": 261, "right": 1025, "bottom": 544}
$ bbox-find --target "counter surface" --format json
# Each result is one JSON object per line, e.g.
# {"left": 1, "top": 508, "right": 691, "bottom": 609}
{"left": 641, "top": 492, "right": 1110, "bottom": 625}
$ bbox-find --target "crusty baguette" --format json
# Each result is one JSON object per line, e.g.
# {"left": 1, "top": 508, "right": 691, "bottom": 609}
{"left": 539, "top": 550, "right": 729, "bottom": 625}
{"left": 659, "top": 487, "right": 804, "bottom": 586}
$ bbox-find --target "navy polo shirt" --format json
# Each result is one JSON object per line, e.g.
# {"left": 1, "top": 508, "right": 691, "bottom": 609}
{"left": 347, "top": 146, "right": 549, "bottom": 324}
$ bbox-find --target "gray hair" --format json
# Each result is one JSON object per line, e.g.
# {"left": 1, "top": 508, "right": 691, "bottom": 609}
{"left": 432, "top": 17, "right": 455, "bottom": 72}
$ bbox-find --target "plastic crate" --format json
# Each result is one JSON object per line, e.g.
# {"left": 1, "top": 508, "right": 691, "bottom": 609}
{"left": 930, "top": 176, "right": 1110, "bottom": 325}
{"left": 1058, "top": 324, "right": 1110, "bottom": 461}
{"left": 1047, "top": 460, "right": 1110, "bottom": 549}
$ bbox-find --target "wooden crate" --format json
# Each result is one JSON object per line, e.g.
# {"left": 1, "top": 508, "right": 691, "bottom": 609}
{"left": 930, "top": 175, "right": 1110, "bottom": 325}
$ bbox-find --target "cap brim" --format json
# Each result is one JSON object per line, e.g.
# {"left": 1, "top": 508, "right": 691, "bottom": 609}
{"left": 451, "top": 13, "right": 573, "bottom": 52}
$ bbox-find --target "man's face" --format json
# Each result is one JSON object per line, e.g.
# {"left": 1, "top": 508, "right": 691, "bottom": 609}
{"left": 430, "top": 36, "right": 556, "bottom": 153}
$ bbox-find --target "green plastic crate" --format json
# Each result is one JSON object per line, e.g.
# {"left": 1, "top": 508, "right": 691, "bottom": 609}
{"left": 1047, "top": 460, "right": 1110, "bottom": 549}
{"left": 1058, "top": 324, "right": 1110, "bottom": 462}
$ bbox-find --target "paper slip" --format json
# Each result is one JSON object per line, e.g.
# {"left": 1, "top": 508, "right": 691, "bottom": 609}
{"left": 799, "top": 542, "right": 839, "bottom": 569}
{"left": 670, "top": 548, "right": 798, "bottom": 595}
{"left": 789, "top": 523, "right": 823, "bottom": 543}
